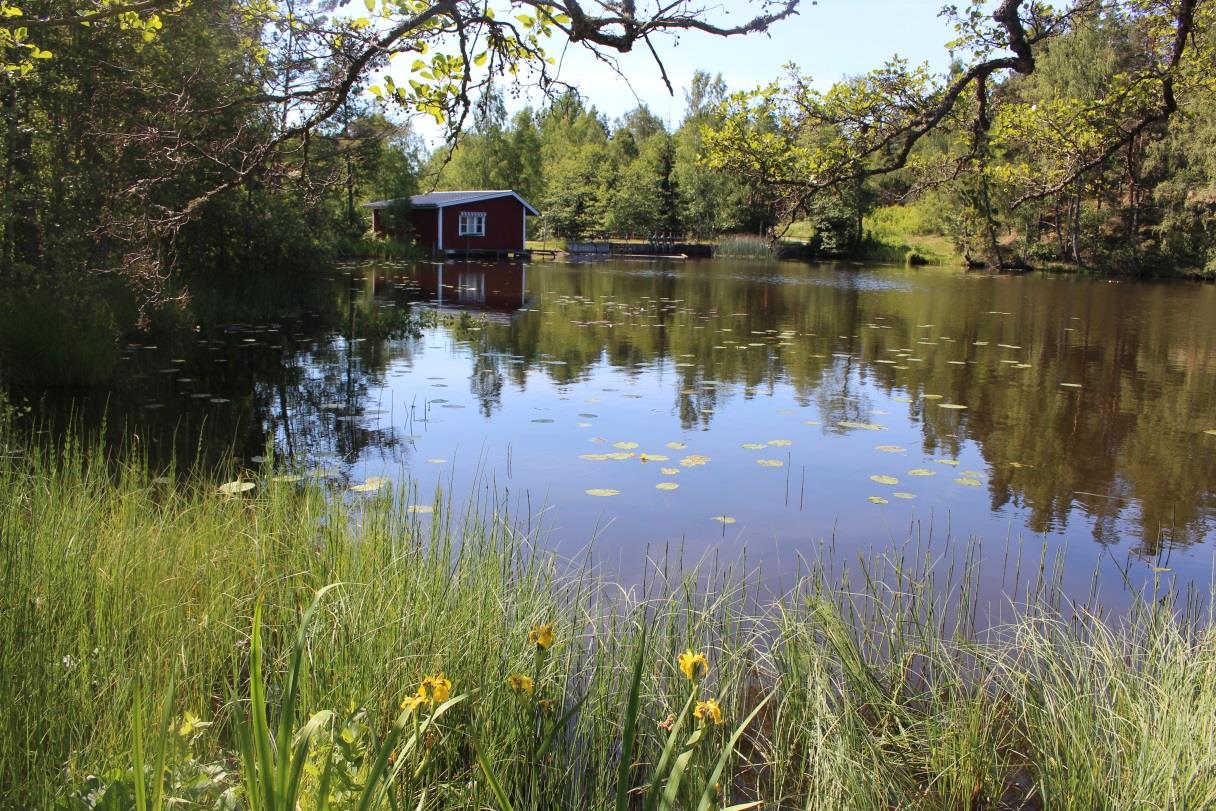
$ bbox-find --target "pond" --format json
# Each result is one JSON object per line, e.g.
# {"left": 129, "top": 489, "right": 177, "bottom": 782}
{"left": 27, "top": 258, "right": 1216, "bottom": 596}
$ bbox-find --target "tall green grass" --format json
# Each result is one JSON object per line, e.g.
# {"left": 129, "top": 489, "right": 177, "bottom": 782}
{"left": 2, "top": 427, "right": 1214, "bottom": 809}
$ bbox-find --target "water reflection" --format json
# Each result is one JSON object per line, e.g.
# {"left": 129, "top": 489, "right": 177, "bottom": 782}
{"left": 23, "top": 259, "right": 1216, "bottom": 584}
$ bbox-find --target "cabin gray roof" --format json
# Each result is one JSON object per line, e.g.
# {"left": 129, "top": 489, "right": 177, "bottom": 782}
{"left": 364, "top": 190, "right": 539, "bottom": 215}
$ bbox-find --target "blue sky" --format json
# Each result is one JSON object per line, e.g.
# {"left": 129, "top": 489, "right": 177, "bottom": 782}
{"left": 390, "top": 0, "right": 960, "bottom": 142}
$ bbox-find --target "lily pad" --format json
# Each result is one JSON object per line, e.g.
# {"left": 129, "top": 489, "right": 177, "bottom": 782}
{"left": 867, "top": 496, "right": 889, "bottom": 505}
{"left": 218, "top": 481, "right": 255, "bottom": 495}
{"left": 680, "top": 455, "right": 711, "bottom": 468}
{"left": 954, "top": 477, "right": 982, "bottom": 487}
{"left": 875, "top": 445, "right": 906, "bottom": 453}
{"left": 1204, "top": 429, "right": 1216, "bottom": 437}
{"left": 613, "top": 441, "right": 640, "bottom": 450}
{"left": 426, "top": 458, "right": 447, "bottom": 465}
{"left": 660, "top": 467, "right": 680, "bottom": 475}
{"left": 934, "top": 459, "right": 961, "bottom": 467}
{"left": 767, "top": 439, "right": 793, "bottom": 446}
{"left": 757, "top": 459, "right": 784, "bottom": 467}
{"left": 349, "top": 479, "right": 387, "bottom": 493}
{"left": 585, "top": 489, "right": 621, "bottom": 497}
{"left": 870, "top": 475, "right": 900, "bottom": 485}
{"left": 908, "top": 469, "right": 936, "bottom": 477}
{"left": 837, "top": 421, "right": 884, "bottom": 431}
{"left": 271, "top": 474, "right": 303, "bottom": 483}
{"left": 655, "top": 482, "right": 680, "bottom": 491}
{"left": 638, "top": 453, "right": 669, "bottom": 462}
{"left": 741, "top": 443, "right": 768, "bottom": 450}
{"left": 711, "top": 515, "right": 737, "bottom": 524}
{"left": 407, "top": 505, "right": 433, "bottom": 514}
{"left": 1060, "top": 382, "right": 1082, "bottom": 389}
{"left": 892, "top": 492, "right": 917, "bottom": 500}
{"left": 938, "top": 403, "right": 967, "bottom": 410}
{"left": 666, "top": 441, "right": 688, "bottom": 450}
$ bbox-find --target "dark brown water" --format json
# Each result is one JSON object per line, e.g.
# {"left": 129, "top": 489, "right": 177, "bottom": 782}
{"left": 25, "top": 258, "right": 1216, "bottom": 594}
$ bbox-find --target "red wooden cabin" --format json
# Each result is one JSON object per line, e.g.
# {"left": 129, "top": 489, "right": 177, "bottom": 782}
{"left": 365, "top": 190, "right": 539, "bottom": 257}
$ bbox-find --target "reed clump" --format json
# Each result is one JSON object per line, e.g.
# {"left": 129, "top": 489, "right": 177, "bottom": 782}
{"left": 2, "top": 429, "right": 1214, "bottom": 810}
{"left": 713, "top": 235, "right": 773, "bottom": 259}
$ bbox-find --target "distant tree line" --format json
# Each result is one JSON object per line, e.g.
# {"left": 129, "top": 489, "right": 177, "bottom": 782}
{"left": 424, "top": 74, "right": 776, "bottom": 242}
{"left": 2, "top": 0, "right": 1215, "bottom": 316}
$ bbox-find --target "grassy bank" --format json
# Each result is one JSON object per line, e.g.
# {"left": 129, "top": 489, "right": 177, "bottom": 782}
{"left": 2, "top": 428, "right": 1214, "bottom": 810}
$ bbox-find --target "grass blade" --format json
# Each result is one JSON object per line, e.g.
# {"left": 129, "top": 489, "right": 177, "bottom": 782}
{"left": 131, "top": 683, "right": 146, "bottom": 811}
{"left": 615, "top": 625, "right": 647, "bottom": 811}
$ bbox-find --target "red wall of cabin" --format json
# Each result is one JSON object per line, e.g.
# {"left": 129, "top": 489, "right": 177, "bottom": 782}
{"left": 440, "top": 196, "right": 526, "bottom": 251}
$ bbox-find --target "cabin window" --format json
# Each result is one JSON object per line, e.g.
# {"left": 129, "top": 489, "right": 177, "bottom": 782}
{"left": 458, "top": 211, "right": 486, "bottom": 237}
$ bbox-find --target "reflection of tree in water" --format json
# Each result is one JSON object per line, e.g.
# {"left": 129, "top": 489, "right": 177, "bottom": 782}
{"left": 674, "top": 371, "right": 728, "bottom": 430}
{"left": 44, "top": 259, "right": 1214, "bottom": 552}
{"left": 442, "top": 260, "right": 1215, "bottom": 550}
{"left": 469, "top": 353, "right": 504, "bottom": 418}
{"left": 814, "top": 363, "right": 876, "bottom": 432}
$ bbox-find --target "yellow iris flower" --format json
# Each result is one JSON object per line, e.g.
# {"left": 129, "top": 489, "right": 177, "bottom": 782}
{"left": 400, "top": 693, "right": 425, "bottom": 713}
{"left": 507, "top": 673, "right": 534, "bottom": 694}
{"left": 528, "top": 623, "right": 555, "bottom": 650}
{"left": 678, "top": 649, "right": 709, "bottom": 682}
{"left": 694, "top": 698, "right": 723, "bottom": 726}
{"left": 419, "top": 673, "right": 452, "bottom": 703}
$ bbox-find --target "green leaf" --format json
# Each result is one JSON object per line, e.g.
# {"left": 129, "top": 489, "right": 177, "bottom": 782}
{"left": 658, "top": 726, "right": 706, "bottom": 811}
{"left": 475, "top": 746, "right": 515, "bottom": 811}
{"left": 694, "top": 693, "right": 774, "bottom": 811}
{"left": 536, "top": 692, "right": 590, "bottom": 760}
{"left": 364, "top": 0, "right": 374, "bottom": 11}
{"left": 473, "top": 51, "right": 487, "bottom": 67}
{"left": 615, "top": 626, "right": 647, "bottom": 811}
{"left": 643, "top": 687, "right": 699, "bottom": 811}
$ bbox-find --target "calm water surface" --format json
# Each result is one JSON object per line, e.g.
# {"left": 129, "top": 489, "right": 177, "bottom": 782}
{"left": 41, "top": 258, "right": 1216, "bottom": 594}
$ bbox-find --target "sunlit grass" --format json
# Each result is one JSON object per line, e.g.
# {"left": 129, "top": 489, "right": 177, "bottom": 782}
{"left": 2, "top": 426, "right": 1214, "bottom": 809}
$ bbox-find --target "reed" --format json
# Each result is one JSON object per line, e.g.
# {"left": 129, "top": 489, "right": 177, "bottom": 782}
{"left": 713, "top": 235, "right": 773, "bottom": 259}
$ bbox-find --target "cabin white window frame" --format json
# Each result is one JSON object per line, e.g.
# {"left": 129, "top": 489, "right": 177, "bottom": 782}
{"left": 458, "top": 210, "right": 486, "bottom": 237}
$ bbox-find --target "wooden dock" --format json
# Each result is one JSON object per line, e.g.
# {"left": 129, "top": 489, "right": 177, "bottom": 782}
{"left": 566, "top": 241, "right": 713, "bottom": 258}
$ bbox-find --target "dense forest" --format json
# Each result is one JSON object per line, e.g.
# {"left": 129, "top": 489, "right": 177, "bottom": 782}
{"left": 0, "top": 0, "right": 1212, "bottom": 347}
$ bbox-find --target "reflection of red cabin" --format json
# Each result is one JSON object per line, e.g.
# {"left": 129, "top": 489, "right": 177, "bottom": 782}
{"left": 413, "top": 262, "right": 530, "bottom": 320}
{"left": 365, "top": 190, "right": 539, "bottom": 256}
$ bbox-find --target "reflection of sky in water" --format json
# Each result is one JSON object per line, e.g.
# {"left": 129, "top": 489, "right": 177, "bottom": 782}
{"left": 49, "top": 258, "right": 1216, "bottom": 601}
